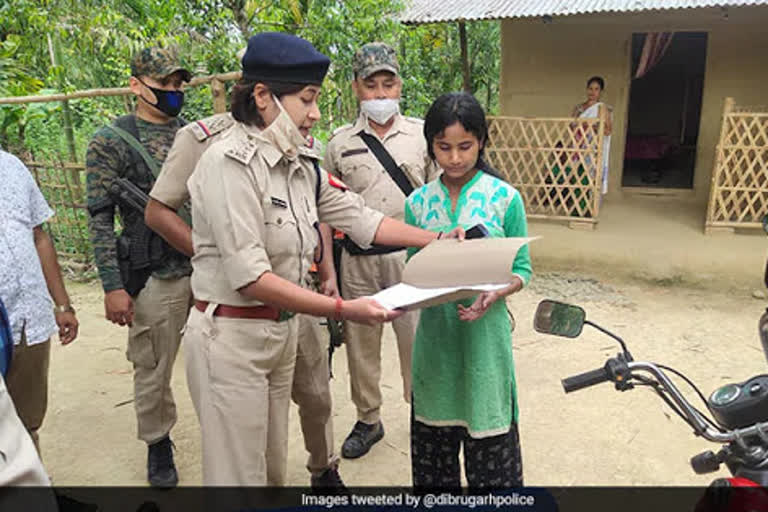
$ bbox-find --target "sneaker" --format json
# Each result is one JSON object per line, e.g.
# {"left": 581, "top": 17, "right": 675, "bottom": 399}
{"left": 147, "top": 436, "right": 178, "bottom": 489}
{"left": 341, "top": 421, "right": 384, "bottom": 459}
{"left": 310, "top": 467, "right": 347, "bottom": 490}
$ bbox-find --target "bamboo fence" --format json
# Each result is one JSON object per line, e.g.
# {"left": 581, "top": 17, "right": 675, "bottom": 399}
{"left": 26, "top": 161, "right": 90, "bottom": 265}
{"left": 706, "top": 97, "right": 768, "bottom": 234}
{"left": 486, "top": 109, "right": 606, "bottom": 229}
{"left": 0, "top": 71, "right": 241, "bottom": 265}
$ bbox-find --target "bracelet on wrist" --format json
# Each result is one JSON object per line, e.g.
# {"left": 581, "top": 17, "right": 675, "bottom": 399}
{"left": 334, "top": 296, "right": 343, "bottom": 321}
{"left": 54, "top": 304, "right": 75, "bottom": 314}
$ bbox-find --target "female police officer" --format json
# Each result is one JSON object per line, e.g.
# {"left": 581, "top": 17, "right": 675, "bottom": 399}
{"left": 183, "top": 32, "right": 461, "bottom": 487}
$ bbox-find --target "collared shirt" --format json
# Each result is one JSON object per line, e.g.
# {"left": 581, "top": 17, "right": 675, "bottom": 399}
{"left": 0, "top": 150, "right": 56, "bottom": 345}
{"left": 322, "top": 114, "right": 440, "bottom": 221}
{"left": 188, "top": 122, "right": 384, "bottom": 306}
{"left": 150, "top": 112, "right": 235, "bottom": 210}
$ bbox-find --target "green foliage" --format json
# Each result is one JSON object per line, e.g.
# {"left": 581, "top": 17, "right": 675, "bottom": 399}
{"left": 1, "top": 0, "right": 500, "bottom": 158}
{"left": 1, "top": 0, "right": 501, "bottom": 265}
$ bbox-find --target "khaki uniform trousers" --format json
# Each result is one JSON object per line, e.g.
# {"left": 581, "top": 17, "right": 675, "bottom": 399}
{"left": 341, "top": 249, "right": 418, "bottom": 424}
{"left": 293, "top": 314, "right": 337, "bottom": 476}
{"left": 184, "top": 305, "right": 298, "bottom": 486}
{"left": 127, "top": 275, "right": 192, "bottom": 444}
{"left": 6, "top": 329, "right": 49, "bottom": 454}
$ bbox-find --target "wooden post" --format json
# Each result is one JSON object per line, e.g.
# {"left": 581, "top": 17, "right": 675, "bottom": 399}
{"left": 592, "top": 105, "right": 607, "bottom": 220}
{"left": 458, "top": 22, "right": 471, "bottom": 93}
{"left": 705, "top": 97, "right": 735, "bottom": 234}
{"left": 211, "top": 78, "right": 227, "bottom": 114}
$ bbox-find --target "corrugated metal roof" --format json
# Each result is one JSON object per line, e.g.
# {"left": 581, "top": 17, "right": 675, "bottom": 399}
{"left": 400, "top": 0, "right": 768, "bottom": 24}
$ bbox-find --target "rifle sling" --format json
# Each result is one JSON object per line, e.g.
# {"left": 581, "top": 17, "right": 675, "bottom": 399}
{"left": 107, "top": 118, "right": 191, "bottom": 221}
{"left": 357, "top": 131, "right": 414, "bottom": 197}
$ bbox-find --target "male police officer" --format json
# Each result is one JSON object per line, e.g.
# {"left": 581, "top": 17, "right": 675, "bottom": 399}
{"left": 86, "top": 47, "right": 192, "bottom": 488}
{"left": 323, "top": 43, "right": 440, "bottom": 459}
{"left": 145, "top": 88, "right": 346, "bottom": 488}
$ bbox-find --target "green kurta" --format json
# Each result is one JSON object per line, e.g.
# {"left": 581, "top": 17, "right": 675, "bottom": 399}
{"left": 404, "top": 171, "right": 532, "bottom": 438}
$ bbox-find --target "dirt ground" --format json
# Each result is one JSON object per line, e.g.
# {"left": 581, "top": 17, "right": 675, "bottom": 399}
{"left": 40, "top": 267, "right": 768, "bottom": 488}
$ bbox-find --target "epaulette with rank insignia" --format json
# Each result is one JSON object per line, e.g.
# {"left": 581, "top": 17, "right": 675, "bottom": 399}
{"left": 224, "top": 133, "right": 259, "bottom": 165}
{"left": 190, "top": 113, "right": 234, "bottom": 142}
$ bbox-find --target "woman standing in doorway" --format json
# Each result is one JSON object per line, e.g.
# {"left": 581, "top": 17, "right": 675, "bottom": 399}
{"left": 572, "top": 76, "right": 613, "bottom": 195}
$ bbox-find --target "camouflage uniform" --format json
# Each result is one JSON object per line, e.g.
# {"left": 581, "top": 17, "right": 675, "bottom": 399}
{"left": 87, "top": 117, "right": 190, "bottom": 289}
{"left": 85, "top": 48, "right": 192, "bottom": 469}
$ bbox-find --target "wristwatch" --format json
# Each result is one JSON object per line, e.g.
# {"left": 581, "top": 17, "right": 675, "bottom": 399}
{"left": 54, "top": 304, "right": 76, "bottom": 314}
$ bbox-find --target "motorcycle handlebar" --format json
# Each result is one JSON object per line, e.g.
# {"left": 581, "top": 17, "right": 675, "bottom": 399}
{"left": 571, "top": 357, "right": 768, "bottom": 445}
{"left": 562, "top": 367, "right": 610, "bottom": 393}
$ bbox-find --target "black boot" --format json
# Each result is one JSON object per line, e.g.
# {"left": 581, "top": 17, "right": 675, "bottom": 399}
{"left": 311, "top": 466, "right": 347, "bottom": 491}
{"left": 341, "top": 421, "right": 384, "bottom": 459}
{"left": 147, "top": 436, "right": 178, "bottom": 488}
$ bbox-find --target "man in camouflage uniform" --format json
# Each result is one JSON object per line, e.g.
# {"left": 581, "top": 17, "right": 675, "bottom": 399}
{"left": 323, "top": 42, "right": 441, "bottom": 459}
{"left": 145, "top": 57, "right": 347, "bottom": 488}
{"left": 85, "top": 47, "right": 192, "bottom": 488}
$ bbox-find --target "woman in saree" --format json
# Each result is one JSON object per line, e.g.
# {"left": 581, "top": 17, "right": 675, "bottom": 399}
{"left": 572, "top": 76, "right": 612, "bottom": 195}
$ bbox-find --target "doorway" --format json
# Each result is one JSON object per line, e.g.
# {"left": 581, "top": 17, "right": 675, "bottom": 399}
{"left": 622, "top": 32, "right": 708, "bottom": 189}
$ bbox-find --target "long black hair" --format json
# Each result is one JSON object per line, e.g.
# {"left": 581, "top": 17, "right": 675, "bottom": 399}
{"left": 423, "top": 92, "right": 505, "bottom": 181}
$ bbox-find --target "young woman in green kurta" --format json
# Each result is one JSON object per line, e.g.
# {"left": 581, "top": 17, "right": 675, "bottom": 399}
{"left": 405, "top": 92, "right": 532, "bottom": 488}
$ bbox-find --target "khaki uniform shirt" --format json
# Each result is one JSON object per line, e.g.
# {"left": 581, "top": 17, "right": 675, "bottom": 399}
{"left": 322, "top": 114, "right": 440, "bottom": 221}
{"left": 188, "top": 122, "right": 384, "bottom": 306}
{"left": 150, "top": 112, "right": 235, "bottom": 209}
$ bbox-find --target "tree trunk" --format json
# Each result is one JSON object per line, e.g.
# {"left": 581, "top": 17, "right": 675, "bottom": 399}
{"left": 458, "top": 22, "right": 471, "bottom": 93}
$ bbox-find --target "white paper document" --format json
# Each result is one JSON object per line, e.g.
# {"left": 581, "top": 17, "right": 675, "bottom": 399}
{"left": 371, "top": 283, "right": 509, "bottom": 311}
{"left": 368, "top": 237, "right": 538, "bottom": 310}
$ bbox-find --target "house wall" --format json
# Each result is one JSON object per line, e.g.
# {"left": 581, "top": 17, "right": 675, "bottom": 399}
{"left": 499, "top": 6, "right": 768, "bottom": 201}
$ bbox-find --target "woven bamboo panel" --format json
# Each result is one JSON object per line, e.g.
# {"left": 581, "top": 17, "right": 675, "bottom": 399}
{"left": 27, "top": 162, "right": 92, "bottom": 264}
{"left": 706, "top": 98, "right": 768, "bottom": 231}
{"left": 486, "top": 115, "right": 605, "bottom": 221}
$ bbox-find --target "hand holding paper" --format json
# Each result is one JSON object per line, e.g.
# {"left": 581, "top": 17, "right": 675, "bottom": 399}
{"left": 370, "top": 237, "right": 537, "bottom": 310}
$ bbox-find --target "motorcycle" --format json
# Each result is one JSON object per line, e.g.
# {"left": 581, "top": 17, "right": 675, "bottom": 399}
{"left": 533, "top": 237, "right": 768, "bottom": 510}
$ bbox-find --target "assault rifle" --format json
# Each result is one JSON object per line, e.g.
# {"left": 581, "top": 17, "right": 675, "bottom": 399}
{"left": 109, "top": 178, "right": 167, "bottom": 297}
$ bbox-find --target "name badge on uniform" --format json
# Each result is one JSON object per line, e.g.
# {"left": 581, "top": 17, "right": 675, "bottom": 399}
{"left": 341, "top": 148, "right": 369, "bottom": 158}
{"left": 271, "top": 197, "right": 288, "bottom": 208}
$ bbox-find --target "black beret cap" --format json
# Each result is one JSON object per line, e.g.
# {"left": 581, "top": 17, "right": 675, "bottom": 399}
{"left": 241, "top": 32, "right": 331, "bottom": 85}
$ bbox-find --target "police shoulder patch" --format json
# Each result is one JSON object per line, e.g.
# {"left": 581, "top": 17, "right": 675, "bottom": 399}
{"left": 224, "top": 133, "right": 259, "bottom": 165}
{"left": 327, "top": 172, "right": 348, "bottom": 191}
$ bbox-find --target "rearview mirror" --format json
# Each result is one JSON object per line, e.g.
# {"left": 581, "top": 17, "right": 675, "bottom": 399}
{"left": 534, "top": 300, "right": 586, "bottom": 338}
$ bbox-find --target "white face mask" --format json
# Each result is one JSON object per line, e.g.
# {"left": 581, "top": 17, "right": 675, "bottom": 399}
{"left": 261, "top": 94, "right": 308, "bottom": 158}
{"left": 360, "top": 98, "right": 400, "bottom": 125}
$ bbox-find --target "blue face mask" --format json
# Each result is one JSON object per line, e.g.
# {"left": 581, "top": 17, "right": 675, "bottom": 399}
{"left": 138, "top": 78, "right": 185, "bottom": 118}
